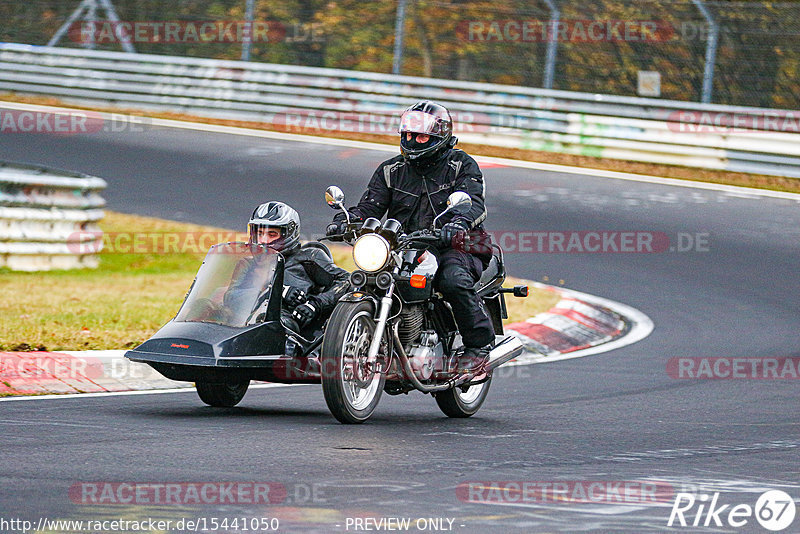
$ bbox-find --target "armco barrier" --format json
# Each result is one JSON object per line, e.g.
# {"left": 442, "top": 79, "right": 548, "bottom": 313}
{"left": 1, "top": 43, "right": 800, "bottom": 178}
{"left": 0, "top": 161, "right": 105, "bottom": 271}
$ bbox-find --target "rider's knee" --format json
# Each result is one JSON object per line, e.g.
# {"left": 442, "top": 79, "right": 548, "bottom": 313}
{"left": 436, "top": 264, "right": 474, "bottom": 295}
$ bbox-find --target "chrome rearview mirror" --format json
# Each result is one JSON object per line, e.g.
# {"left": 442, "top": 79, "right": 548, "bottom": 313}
{"left": 325, "top": 185, "right": 351, "bottom": 225}
{"left": 447, "top": 191, "right": 472, "bottom": 215}
{"left": 433, "top": 191, "right": 472, "bottom": 228}
{"left": 325, "top": 186, "right": 345, "bottom": 208}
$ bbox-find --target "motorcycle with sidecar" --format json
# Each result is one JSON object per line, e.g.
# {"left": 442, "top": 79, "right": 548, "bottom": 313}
{"left": 125, "top": 187, "right": 527, "bottom": 423}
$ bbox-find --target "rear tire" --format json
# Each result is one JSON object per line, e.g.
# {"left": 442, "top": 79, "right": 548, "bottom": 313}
{"left": 321, "top": 300, "right": 386, "bottom": 424}
{"left": 434, "top": 375, "right": 492, "bottom": 418}
{"left": 196, "top": 380, "right": 250, "bottom": 407}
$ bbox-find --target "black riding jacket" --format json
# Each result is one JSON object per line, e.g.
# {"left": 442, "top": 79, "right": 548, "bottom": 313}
{"left": 226, "top": 244, "right": 349, "bottom": 319}
{"left": 335, "top": 149, "right": 489, "bottom": 234}
{"left": 281, "top": 245, "right": 350, "bottom": 316}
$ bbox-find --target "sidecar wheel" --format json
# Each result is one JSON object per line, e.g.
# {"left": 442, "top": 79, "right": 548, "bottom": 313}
{"left": 434, "top": 376, "right": 492, "bottom": 418}
{"left": 196, "top": 380, "right": 250, "bottom": 407}
{"left": 321, "top": 301, "right": 385, "bottom": 424}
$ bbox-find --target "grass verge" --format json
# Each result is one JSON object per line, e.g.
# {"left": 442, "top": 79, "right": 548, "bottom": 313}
{"left": 0, "top": 211, "right": 557, "bottom": 351}
{"left": 3, "top": 93, "right": 799, "bottom": 194}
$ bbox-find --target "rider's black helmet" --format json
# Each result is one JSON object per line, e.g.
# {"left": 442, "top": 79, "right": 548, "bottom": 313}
{"left": 248, "top": 201, "right": 300, "bottom": 252}
{"left": 398, "top": 100, "right": 457, "bottom": 164}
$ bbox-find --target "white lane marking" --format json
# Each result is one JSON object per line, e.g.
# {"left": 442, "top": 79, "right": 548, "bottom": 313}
{"left": 471, "top": 156, "right": 800, "bottom": 201}
{"left": 59, "top": 349, "right": 127, "bottom": 359}
{"left": 2, "top": 101, "right": 799, "bottom": 201}
{"left": 0, "top": 418, "right": 107, "bottom": 428}
{"left": 0, "top": 383, "right": 309, "bottom": 403}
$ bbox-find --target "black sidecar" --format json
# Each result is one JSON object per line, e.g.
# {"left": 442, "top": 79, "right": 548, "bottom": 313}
{"left": 125, "top": 242, "right": 328, "bottom": 405}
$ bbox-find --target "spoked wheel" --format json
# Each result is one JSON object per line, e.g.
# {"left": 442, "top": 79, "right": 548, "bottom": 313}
{"left": 196, "top": 380, "right": 250, "bottom": 407}
{"left": 321, "top": 301, "right": 386, "bottom": 424}
{"left": 434, "top": 375, "right": 492, "bottom": 418}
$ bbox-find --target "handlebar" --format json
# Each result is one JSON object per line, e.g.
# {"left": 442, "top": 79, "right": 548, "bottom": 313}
{"left": 401, "top": 230, "right": 440, "bottom": 243}
{"left": 404, "top": 234, "right": 439, "bottom": 243}
{"left": 323, "top": 226, "right": 443, "bottom": 246}
{"left": 322, "top": 220, "right": 365, "bottom": 243}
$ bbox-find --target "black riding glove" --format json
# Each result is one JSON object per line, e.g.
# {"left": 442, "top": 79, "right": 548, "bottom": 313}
{"left": 326, "top": 221, "right": 346, "bottom": 237}
{"left": 282, "top": 285, "right": 307, "bottom": 308}
{"left": 440, "top": 219, "right": 469, "bottom": 248}
{"left": 291, "top": 298, "right": 319, "bottom": 328}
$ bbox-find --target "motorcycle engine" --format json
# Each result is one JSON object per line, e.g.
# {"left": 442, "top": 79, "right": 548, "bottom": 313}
{"left": 407, "top": 331, "right": 443, "bottom": 381}
{"left": 398, "top": 304, "right": 444, "bottom": 380}
{"left": 398, "top": 303, "right": 425, "bottom": 347}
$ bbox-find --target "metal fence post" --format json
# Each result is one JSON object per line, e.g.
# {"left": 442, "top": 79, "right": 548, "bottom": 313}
{"left": 542, "top": 0, "right": 560, "bottom": 90}
{"left": 241, "top": 0, "right": 256, "bottom": 61}
{"left": 691, "top": 0, "right": 719, "bottom": 103}
{"left": 47, "top": 0, "right": 135, "bottom": 53}
{"left": 392, "top": 0, "right": 408, "bottom": 75}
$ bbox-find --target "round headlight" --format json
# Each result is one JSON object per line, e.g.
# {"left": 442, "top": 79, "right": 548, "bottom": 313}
{"left": 353, "top": 234, "right": 390, "bottom": 272}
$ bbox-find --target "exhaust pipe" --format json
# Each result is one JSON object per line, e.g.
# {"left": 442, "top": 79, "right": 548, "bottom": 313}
{"left": 484, "top": 337, "right": 524, "bottom": 372}
{"left": 394, "top": 332, "right": 524, "bottom": 393}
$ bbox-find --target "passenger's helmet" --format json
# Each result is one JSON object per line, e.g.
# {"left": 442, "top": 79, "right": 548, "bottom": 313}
{"left": 248, "top": 201, "right": 300, "bottom": 252}
{"left": 398, "top": 100, "right": 456, "bottom": 163}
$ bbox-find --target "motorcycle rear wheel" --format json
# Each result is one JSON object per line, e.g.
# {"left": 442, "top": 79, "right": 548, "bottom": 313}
{"left": 195, "top": 380, "right": 250, "bottom": 407}
{"left": 434, "top": 376, "right": 492, "bottom": 418}
{"left": 321, "top": 300, "right": 386, "bottom": 424}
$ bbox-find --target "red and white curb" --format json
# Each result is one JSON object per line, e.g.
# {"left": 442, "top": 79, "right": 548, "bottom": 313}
{"left": 505, "top": 282, "right": 653, "bottom": 365}
{"left": 0, "top": 283, "right": 652, "bottom": 399}
{"left": 0, "top": 350, "right": 187, "bottom": 397}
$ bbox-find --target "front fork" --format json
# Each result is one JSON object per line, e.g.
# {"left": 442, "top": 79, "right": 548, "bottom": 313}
{"left": 366, "top": 280, "right": 394, "bottom": 365}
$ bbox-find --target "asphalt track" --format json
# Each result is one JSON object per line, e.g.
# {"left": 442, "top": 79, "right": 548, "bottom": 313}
{"left": 1, "top": 114, "right": 799, "bottom": 533}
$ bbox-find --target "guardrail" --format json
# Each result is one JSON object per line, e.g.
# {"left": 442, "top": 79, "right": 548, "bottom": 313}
{"left": 0, "top": 160, "right": 106, "bottom": 271}
{"left": 1, "top": 43, "right": 799, "bottom": 178}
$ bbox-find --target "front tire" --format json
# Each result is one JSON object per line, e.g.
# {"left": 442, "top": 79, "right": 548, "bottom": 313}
{"left": 321, "top": 301, "right": 386, "bottom": 424}
{"left": 196, "top": 380, "right": 250, "bottom": 407}
{"left": 434, "top": 376, "right": 492, "bottom": 418}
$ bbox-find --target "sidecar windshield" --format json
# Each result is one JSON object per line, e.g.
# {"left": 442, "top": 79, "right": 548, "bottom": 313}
{"left": 175, "top": 242, "right": 278, "bottom": 327}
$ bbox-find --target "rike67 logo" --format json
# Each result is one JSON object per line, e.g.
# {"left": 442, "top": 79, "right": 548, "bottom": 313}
{"left": 668, "top": 490, "right": 796, "bottom": 531}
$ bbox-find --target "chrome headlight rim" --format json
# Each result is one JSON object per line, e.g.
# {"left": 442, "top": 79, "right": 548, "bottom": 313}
{"left": 353, "top": 234, "right": 390, "bottom": 272}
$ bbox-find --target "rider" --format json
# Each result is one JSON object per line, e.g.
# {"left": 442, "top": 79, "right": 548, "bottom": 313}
{"left": 245, "top": 201, "right": 350, "bottom": 338}
{"left": 326, "top": 101, "right": 495, "bottom": 371}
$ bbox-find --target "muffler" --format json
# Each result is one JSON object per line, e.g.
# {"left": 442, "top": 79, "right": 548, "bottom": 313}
{"left": 484, "top": 337, "right": 524, "bottom": 372}
{"left": 394, "top": 332, "right": 525, "bottom": 392}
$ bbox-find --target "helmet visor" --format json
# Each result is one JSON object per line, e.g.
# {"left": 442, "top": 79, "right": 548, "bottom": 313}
{"left": 249, "top": 224, "right": 284, "bottom": 246}
{"left": 398, "top": 110, "right": 447, "bottom": 136}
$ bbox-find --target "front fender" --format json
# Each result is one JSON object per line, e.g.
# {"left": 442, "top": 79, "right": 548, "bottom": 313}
{"left": 334, "top": 291, "right": 383, "bottom": 323}
{"left": 338, "top": 291, "right": 379, "bottom": 306}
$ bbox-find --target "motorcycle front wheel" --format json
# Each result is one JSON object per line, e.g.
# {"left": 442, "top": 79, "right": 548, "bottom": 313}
{"left": 434, "top": 376, "right": 492, "bottom": 418}
{"left": 321, "top": 300, "right": 386, "bottom": 424}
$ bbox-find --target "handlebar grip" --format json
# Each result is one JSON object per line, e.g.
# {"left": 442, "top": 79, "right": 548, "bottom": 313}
{"left": 406, "top": 235, "right": 440, "bottom": 244}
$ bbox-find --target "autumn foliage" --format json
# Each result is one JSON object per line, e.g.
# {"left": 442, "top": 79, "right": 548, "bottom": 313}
{"left": 1, "top": 0, "right": 798, "bottom": 108}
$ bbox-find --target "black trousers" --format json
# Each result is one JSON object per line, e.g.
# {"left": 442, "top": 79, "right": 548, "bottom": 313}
{"left": 434, "top": 249, "right": 495, "bottom": 348}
